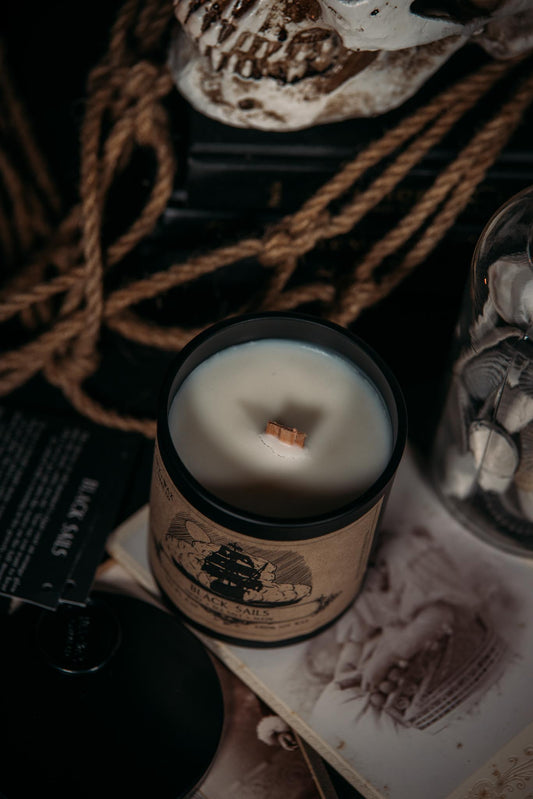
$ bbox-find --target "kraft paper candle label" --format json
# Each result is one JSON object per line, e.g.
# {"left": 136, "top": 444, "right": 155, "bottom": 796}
{"left": 149, "top": 445, "right": 383, "bottom": 643}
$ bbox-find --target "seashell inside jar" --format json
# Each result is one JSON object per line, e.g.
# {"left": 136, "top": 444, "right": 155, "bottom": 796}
{"left": 432, "top": 186, "right": 533, "bottom": 556}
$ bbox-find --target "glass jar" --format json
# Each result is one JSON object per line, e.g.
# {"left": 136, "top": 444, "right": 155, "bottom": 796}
{"left": 432, "top": 185, "right": 533, "bottom": 556}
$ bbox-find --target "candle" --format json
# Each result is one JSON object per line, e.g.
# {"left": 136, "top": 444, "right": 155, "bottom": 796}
{"left": 149, "top": 313, "right": 406, "bottom": 646}
{"left": 167, "top": 339, "right": 393, "bottom": 518}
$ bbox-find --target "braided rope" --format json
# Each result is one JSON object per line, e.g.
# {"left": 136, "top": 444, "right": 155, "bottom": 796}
{"left": 1, "top": 0, "right": 533, "bottom": 437}
{"left": 332, "top": 67, "right": 533, "bottom": 324}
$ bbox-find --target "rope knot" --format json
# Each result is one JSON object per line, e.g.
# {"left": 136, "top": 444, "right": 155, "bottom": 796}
{"left": 45, "top": 348, "right": 99, "bottom": 388}
{"left": 260, "top": 226, "right": 295, "bottom": 268}
{"left": 121, "top": 60, "right": 167, "bottom": 102}
{"left": 39, "top": 307, "right": 101, "bottom": 391}
{"left": 260, "top": 210, "right": 330, "bottom": 269}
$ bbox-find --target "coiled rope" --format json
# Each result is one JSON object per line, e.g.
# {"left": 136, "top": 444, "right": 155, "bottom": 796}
{"left": 1, "top": 0, "right": 533, "bottom": 438}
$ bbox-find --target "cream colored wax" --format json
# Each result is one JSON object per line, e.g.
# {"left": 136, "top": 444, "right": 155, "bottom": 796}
{"left": 168, "top": 339, "right": 392, "bottom": 518}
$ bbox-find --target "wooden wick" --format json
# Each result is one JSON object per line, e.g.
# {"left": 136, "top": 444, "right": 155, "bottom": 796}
{"left": 265, "top": 420, "right": 306, "bottom": 448}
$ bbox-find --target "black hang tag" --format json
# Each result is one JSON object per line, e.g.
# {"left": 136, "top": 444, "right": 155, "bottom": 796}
{"left": 0, "top": 406, "right": 142, "bottom": 609}
{"left": 58, "top": 435, "right": 143, "bottom": 607}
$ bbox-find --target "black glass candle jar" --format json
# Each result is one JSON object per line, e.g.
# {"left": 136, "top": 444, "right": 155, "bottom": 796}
{"left": 149, "top": 312, "right": 407, "bottom": 646}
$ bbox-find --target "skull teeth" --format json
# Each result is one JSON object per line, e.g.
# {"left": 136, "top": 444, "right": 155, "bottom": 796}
{"left": 312, "top": 54, "right": 333, "bottom": 71}
{"left": 209, "top": 47, "right": 226, "bottom": 71}
{"left": 186, "top": 2, "right": 343, "bottom": 85}
{"left": 254, "top": 40, "right": 269, "bottom": 59}
{"left": 205, "top": 34, "right": 342, "bottom": 83}
{"left": 220, "top": 0, "right": 240, "bottom": 21}
{"left": 237, "top": 32, "right": 255, "bottom": 51}
{"left": 240, "top": 59, "right": 254, "bottom": 77}
{"left": 198, "top": 24, "right": 222, "bottom": 48}
{"left": 286, "top": 62, "right": 308, "bottom": 82}
{"left": 227, "top": 53, "right": 239, "bottom": 72}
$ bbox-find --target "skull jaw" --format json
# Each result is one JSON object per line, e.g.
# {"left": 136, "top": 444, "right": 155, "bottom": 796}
{"left": 169, "top": 33, "right": 467, "bottom": 131}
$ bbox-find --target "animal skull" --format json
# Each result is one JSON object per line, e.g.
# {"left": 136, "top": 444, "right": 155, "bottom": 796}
{"left": 169, "top": 0, "right": 533, "bottom": 131}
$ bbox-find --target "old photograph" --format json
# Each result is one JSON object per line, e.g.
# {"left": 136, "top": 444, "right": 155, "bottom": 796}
{"left": 108, "top": 449, "right": 533, "bottom": 799}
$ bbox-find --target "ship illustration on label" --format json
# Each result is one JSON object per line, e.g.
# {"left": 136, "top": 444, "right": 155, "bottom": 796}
{"left": 201, "top": 542, "right": 276, "bottom": 604}
{"left": 156, "top": 513, "right": 340, "bottom": 621}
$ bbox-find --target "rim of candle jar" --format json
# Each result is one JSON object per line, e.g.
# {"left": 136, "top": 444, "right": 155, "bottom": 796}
{"left": 156, "top": 312, "right": 407, "bottom": 541}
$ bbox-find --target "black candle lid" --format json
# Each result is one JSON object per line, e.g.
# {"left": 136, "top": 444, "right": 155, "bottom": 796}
{"left": 0, "top": 591, "right": 224, "bottom": 799}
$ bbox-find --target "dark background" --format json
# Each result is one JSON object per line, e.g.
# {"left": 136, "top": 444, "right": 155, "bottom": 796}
{"left": 4, "top": 0, "right": 533, "bottom": 443}
{"left": 2, "top": 5, "right": 533, "bottom": 797}
{"left": 2, "top": 2, "right": 533, "bottom": 517}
